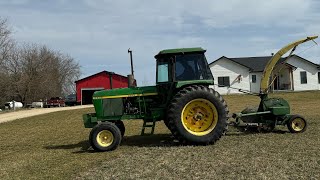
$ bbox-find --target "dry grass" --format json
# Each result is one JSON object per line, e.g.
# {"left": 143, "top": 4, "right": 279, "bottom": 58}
{"left": 0, "top": 91, "right": 320, "bottom": 179}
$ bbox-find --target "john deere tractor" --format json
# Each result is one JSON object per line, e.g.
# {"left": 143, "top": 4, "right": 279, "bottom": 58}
{"left": 83, "top": 48, "right": 229, "bottom": 151}
{"left": 83, "top": 36, "right": 317, "bottom": 152}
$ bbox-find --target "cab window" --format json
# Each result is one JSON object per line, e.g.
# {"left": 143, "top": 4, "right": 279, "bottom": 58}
{"left": 175, "top": 54, "right": 213, "bottom": 81}
{"left": 157, "top": 61, "right": 169, "bottom": 83}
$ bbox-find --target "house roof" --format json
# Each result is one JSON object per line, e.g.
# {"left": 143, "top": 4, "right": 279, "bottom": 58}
{"left": 75, "top": 71, "right": 127, "bottom": 83}
{"left": 210, "top": 55, "right": 318, "bottom": 72}
{"left": 230, "top": 56, "right": 285, "bottom": 72}
{"left": 293, "top": 55, "right": 320, "bottom": 68}
{"left": 211, "top": 56, "right": 253, "bottom": 70}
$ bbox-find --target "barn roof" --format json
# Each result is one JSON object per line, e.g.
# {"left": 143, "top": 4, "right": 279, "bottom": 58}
{"left": 75, "top": 71, "right": 127, "bottom": 83}
{"left": 210, "top": 55, "right": 319, "bottom": 72}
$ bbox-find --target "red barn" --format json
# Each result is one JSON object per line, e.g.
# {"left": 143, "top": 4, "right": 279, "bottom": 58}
{"left": 75, "top": 71, "right": 128, "bottom": 105}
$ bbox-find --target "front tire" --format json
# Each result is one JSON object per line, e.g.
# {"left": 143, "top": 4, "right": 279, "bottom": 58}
{"left": 89, "top": 122, "right": 122, "bottom": 151}
{"left": 167, "top": 85, "right": 228, "bottom": 144}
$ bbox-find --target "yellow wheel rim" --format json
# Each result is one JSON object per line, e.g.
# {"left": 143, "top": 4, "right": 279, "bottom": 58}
{"left": 181, "top": 98, "right": 218, "bottom": 136}
{"left": 291, "top": 118, "right": 306, "bottom": 132}
{"left": 96, "top": 130, "right": 114, "bottom": 147}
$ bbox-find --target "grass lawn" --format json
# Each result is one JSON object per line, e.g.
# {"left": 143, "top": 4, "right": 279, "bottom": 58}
{"left": 0, "top": 91, "right": 320, "bottom": 179}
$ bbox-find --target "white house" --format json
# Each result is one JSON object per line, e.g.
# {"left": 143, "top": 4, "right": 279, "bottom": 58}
{"left": 209, "top": 55, "right": 320, "bottom": 94}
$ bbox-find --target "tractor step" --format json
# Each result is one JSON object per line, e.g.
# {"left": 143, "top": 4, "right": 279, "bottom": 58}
{"left": 141, "top": 119, "right": 156, "bottom": 136}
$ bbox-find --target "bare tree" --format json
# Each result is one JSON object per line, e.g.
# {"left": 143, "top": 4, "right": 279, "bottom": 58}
{"left": 7, "top": 44, "right": 80, "bottom": 104}
{"left": 0, "top": 17, "right": 80, "bottom": 106}
{"left": 0, "top": 18, "right": 14, "bottom": 106}
{"left": 0, "top": 18, "right": 13, "bottom": 64}
{"left": 57, "top": 53, "right": 80, "bottom": 95}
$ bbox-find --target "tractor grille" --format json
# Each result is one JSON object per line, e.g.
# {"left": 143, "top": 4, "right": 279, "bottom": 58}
{"left": 102, "top": 98, "right": 124, "bottom": 116}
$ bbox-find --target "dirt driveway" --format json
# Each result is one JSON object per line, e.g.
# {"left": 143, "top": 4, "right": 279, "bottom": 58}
{"left": 0, "top": 105, "right": 93, "bottom": 124}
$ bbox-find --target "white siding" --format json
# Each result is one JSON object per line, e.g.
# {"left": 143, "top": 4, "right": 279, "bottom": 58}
{"left": 287, "top": 57, "right": 319, "bottom": 91}
{"left": 209, "top": 58, "right": 250, "bottom": 94}
{"left": 249, "top": 72, "right": 262, "bottom": 93}
{"left": 209, "top": 56, "right": 319, "bottom": 94}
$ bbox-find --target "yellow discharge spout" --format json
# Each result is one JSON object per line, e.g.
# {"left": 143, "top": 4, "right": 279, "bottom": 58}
{"left": 260, "top": 36, "right": 318, "bottom": 93}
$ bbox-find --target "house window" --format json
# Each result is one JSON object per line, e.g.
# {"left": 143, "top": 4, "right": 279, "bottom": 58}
{"left": 318, "top": 72, "right": 320, "bottom": 84}
{"left": 218, "top": 76, "right": 230, "bottom": 87}
{"left": 300, "top": 71, "right": 307, "bottom": 84}
{"left": 252, "top": 75, "right": 256, "bottom": 83}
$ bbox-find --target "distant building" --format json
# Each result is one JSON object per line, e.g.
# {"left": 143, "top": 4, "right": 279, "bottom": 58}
{"left": 209, "top": 55, "right": 320, "bottom": 94}
{"left": 75, "top": 71, "right": 128, "bottom": 104}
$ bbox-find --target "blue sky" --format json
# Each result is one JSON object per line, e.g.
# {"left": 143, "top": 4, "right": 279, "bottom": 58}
{"left": 1, "top": 0, "right": 319, "bottom": 86}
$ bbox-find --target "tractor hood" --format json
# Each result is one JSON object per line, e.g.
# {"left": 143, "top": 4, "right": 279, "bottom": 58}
{"left": 92, "top": 86, "right": 158, "bottom": 100}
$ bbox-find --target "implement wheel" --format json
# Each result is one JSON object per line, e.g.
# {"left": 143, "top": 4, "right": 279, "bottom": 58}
{"left": 89, "top": 122, "right": 122, "bottom": 151}
{"left": 167, "top": 85, "right": 228, "bottom": 144}
{"left": 287, "top": 115, "right": 307, "bottom": 133}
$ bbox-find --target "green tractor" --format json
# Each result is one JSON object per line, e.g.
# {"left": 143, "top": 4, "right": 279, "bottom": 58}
{"left": 83, "top": 36, "right": 317, "bottom": 151}
{"left": 83, "top": 47, "right": 229, "bottom": 151}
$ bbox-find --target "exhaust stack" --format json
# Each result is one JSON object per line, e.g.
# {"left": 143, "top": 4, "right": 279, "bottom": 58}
{"left": 127, "top": 48, "right": 137, "bottom": 87}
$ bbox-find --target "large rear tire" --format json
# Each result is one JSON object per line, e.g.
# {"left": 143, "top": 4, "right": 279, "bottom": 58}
{"left": 89, "top": 122, "right": 122, "bottom": 151}
{"left": 167, "top": 85, "right": 228, "bottom": 144}
{"left": 115, "top": 121, "right": 125, "bottom": 137}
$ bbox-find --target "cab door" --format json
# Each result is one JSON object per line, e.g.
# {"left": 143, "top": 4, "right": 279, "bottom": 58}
{"left": 156, "top": 57, "right": 176, "bottom": 106}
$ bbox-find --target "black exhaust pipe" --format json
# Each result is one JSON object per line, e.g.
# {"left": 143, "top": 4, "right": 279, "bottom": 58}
{"left": 128, "top": 48, "right": 137, "bottom": 87}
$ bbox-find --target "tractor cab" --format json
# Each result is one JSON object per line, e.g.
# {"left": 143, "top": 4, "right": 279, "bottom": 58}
{"left": 155, "top": 48, "right": 214, "bottom": 104}
{"left": 155, "top": 47, "right": 213, "bottom": 83}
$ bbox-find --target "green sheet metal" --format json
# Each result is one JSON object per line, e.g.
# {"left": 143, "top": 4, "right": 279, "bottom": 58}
{"left": 93, "top": 86, "right": 158, "bottom": 99}
{"left": 155, "top": 47, "right": 206, "bottom": 57}
{"left": 176, "top": 80, "right": 214, "bottom": 88}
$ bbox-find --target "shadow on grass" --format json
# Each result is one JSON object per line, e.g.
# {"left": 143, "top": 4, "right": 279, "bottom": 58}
{"left": 43, "top": 134, "right": 180, "bottom": 153}
{"left": 272, "top": 129, "right": 288, "bottom": 134}
{"left": 226, "top": 129, "right": 288, "bottom": 136}
{"left": 44, "top": 140, "right": 94, "bottom": 153}
{"left": 121, "top": 131, "right": 287, "bottom": 147}
{"left": 43, "top": 130, "right": 288, "bottom": 153}
{"left": 121, "top": 134, "right": 181, "bottom": 147}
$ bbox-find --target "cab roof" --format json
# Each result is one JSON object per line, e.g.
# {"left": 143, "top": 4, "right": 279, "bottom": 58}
{"left": 155, "top": 47, "right": 206, "bottom": 58}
